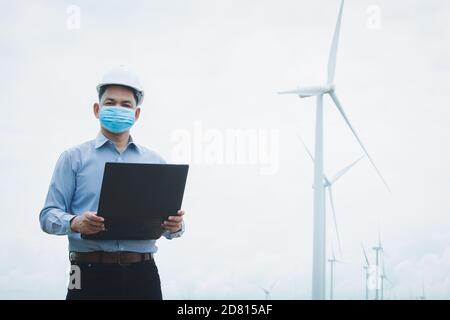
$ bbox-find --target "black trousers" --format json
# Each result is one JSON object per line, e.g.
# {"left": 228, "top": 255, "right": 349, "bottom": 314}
{"left": 66, "top": 259, "right": 163, "bottom": 300}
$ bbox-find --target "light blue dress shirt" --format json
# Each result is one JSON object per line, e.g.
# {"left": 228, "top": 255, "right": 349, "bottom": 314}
{"left": 39, "top": 131, "right": 184, "bottom": 253}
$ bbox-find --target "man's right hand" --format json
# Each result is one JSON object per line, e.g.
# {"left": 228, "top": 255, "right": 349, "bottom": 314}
{"left": 70, "top": 212, "right": 105, "bottom": 235}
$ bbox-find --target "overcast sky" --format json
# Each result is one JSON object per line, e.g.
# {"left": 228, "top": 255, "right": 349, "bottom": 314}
{"left": 1, "top": 0, "right": 449, "bottom": 299}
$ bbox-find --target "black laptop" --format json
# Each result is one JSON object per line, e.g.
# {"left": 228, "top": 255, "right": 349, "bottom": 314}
{"left": 82, "top": 162, "right": 189, "bottom": 240}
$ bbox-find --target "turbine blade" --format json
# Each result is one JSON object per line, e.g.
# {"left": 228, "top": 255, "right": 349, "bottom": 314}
{"left": 330, "top": 155, "right": 365, "bottom": 183}
{"left": 270, "top": 279, "right": 278, "bottom": 291}
{"left": 378, "top": 227, "right": 387, "bottom": 254}
{"left": 382, "top": 261, "right": 391, "bottom": 283}
{"left": 296, "top": 134, "right": 332, "bottom": 185}
{"left": 328, "top": 186, "right": 343, "bottom": 258}
{"left": 296, "top": 134, "right": 314, "bottom": 162}
{"left": 378, "top": 229, "right": 382, "bottom": 248}
{"left": 278, "top": 87, "right": 326, "bottom": 97}
{"left": 327, "top": 0, "right": 345, "bottom": 84}
{"left": 278, "top": 89, "right": 303, "bottom": 95}
{"left": 257, "top": 285, "right": 267, "bottom": 293}
{"left": 329, "top": 91, "right": 391, "bottom": 193}
{"left": 361, "top": 244, "right": 370, "bottom": 266}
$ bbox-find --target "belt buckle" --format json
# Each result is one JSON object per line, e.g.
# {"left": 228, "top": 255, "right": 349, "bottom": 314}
{"left": 117, "top": 251, "right": 130, "bottom": 266}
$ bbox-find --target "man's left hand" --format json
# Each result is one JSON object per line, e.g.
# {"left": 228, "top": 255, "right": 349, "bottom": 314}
{"left": 162, "top": 210, "right": 184, "bottom": 233}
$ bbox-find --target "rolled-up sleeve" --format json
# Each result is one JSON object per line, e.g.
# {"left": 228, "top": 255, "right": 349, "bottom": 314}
{"left": 39, "top": 150, "right": 76, "bottom": 235}
{"left": 163, "top": 220, "right": 185, "bottom": 240}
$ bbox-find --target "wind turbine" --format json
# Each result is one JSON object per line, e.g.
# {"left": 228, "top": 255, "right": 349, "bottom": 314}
{"left": 380, "top": 260, "right": 390, "bottom": 300}
{"left": 278, "top": 0, "right": 390, "bottom": 299}
{"left": 258, "top": 280, "right": 278, "bottom": 300}
{"left": 298, "top": 134, "right": 364, "bottom": 258}
{"left": 418, "top": 278, "right": 426, "bottom": 300}
{"left": 361, "top": 244, "right": 371, "bottom": 300}
{"left": 372, "top": 231, "right": 384, "bottom": 300}
{"left": 328, "top": 246, "right": 342, "bottom": 300}
{"left": 299, "top": 137, "right": 361, "bottom": 300}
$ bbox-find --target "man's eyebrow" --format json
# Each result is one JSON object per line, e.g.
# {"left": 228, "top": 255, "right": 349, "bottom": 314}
{"left": 103, "top": 97, "right": 134, "bottom": 105}
{"left": 120, "top": 100, "right": 134, "bottom": 105}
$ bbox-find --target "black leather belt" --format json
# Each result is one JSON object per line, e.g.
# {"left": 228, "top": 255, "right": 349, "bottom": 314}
{"left": 69, "top": 251, "right": 154, "bottom": 265}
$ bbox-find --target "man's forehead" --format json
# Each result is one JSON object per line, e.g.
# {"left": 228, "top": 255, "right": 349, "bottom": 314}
{"left": 101, "top": 85, "right": 136, "bottom": 105}
{"left": 103, "top": 85, "right": 135, "bottom": 98}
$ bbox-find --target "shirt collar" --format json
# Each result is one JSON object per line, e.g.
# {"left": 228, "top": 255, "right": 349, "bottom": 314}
{"left": 95, "top": 131, "right": 141, "bottom": 153}
{"left": 128, "top": 135, "right": 142, "bottom": 153}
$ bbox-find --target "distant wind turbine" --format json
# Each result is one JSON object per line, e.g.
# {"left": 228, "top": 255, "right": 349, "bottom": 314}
{"left": 328, "top": 246, "right": 342, "bottom": 300}
{"left": 258, "top": 280, "right": 278, "bottom": 300}
{"left": 297, "top": 134, "right": 364, "bottom": 258}
{"left": 418, "top": 278, "right": 426, "bottom": 300}
{"left": 372, "top": 231, "right": 384, "bottom": 300}
{"left": 278, "top": 0, "right": 390, "bottom": 299}
{"left": 361, "top": 244, "right": 371, "bottom": 300}
{"left": 380, "top": 260, "right": 391, "bottom": 300}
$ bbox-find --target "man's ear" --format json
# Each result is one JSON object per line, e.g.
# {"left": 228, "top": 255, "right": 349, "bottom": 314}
{"left": 93, "top": 103, "right": 100, "bottom": 119}
{"left": 135, "top": 107, "right": 141, "bottom": 121}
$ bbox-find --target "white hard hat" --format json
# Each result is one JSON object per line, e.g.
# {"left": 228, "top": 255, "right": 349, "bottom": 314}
{"left": 96, "top": 65, "right": 144, "bottom": 106}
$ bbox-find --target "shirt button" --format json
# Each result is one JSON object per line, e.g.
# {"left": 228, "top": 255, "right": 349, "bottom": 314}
{"left": 117, "top": 157, "right": 122, "bottom": 162}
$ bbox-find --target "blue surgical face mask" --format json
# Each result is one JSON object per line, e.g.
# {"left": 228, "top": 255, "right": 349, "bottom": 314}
{"left": 99, "top": 106, "right": 136, "bottom": 134}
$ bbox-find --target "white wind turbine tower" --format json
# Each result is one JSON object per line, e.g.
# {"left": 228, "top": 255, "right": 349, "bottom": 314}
{"left": 278, "top": 0, "right": 390, "bottom": 299}
{"left": 372, "top": 232, "right": 384, "bottom": 300}
{"left": 361, "top": 244, "right": 371, "bottom": 300}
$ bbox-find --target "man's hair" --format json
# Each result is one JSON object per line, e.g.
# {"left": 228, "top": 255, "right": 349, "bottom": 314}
{"left": 98, "top": 85, "right": 139, "bottom": 106}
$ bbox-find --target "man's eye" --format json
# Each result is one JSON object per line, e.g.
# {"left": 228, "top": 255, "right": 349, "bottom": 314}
{"left": 105, "top": 102, "right": 113, "bottom": 106}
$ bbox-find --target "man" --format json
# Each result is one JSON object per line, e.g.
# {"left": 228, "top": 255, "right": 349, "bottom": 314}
{"left": 39, "top": 66, "right": 185, "bottom": 300}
